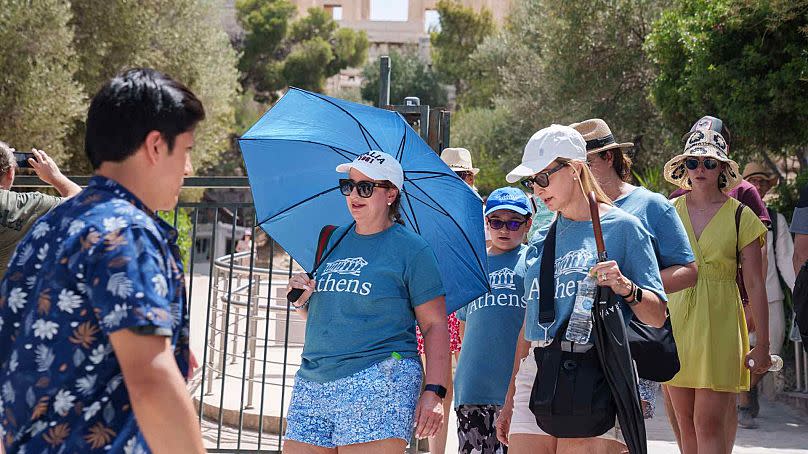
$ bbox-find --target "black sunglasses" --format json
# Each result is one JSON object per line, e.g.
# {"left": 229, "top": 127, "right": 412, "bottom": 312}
{"left": 520, "top": 162, "right": 566, "bottom": 190}
{"left": 487, "top": 218, "right": 527, "bottom": 231}
{"left": 684, "top": 157, "right": 719, "bottom": 170}
{"left": 455, "top": 171, "right": 473, "bottom": 180}
{"left": 338, "top": 179, "right": 393, "bottom": 198}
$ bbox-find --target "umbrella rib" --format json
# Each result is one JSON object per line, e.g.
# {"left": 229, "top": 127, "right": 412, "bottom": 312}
{"left": 401, "top": 190, "right": 422, "bottom": 234}
{"left": 256, "top": 186, "right": 341, "bottom": 227}
{"left": 396, "top": 132, "right": 406, "bottom": 162}
{"left": 239, "top": 137, "right": 360, "bottom": 159}
{"left": 302, "top": 89, "right": 384, "bottom": 151}
{"left": 329, "top": 146, "right": 359, "bottom": 162}
{"left": 406, "top": 175, "right": 451, "bottom": 183}
{"left": 398, "top": 202, "right": 417, "bottom": 233}
{"left": 404, "top": 170, "right": 454, "bottom": 176}
{"left": 406, "top": 180, "right": 488, "bottom": 285}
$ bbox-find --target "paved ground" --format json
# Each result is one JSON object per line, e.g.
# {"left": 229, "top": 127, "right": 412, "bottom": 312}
{"left": 442, "top": 389, "right": 808, "bottom": 454}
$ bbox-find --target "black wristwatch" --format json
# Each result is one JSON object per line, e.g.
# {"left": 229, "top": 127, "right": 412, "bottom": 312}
{"left": 424, "top": 384, "right": 447, "bottom": 399}
{"left": 624, "top": 285, "right": 643, "bottom": 307}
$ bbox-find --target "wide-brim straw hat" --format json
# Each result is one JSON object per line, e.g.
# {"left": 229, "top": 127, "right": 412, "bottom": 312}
{"left": 664, "top": 129, "right": 741, "bottom": 192}
{"left": 440, "top": 147, "right": 480, "bottom": 175}
{"left": 569, "top": 118, "right": 634, "bottom": 154}
{"left": 742, "top": 161, "right": 779, "bottom": 183}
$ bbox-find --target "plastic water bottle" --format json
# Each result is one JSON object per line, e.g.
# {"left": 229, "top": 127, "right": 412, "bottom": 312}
{"left": 747, "top": 355, "right": 784, "bottom": 372}
{"left": 565, "top": 274, "right": 597, "bottom": 344}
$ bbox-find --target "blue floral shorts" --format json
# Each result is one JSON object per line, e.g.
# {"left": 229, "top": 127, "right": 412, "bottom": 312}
{"left": 285, "top": 357, "right": 423, "bottom": 447}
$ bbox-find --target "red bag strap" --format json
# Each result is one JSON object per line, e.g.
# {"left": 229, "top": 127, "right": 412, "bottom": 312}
{"left": 315, "top": 225, "right": 338, "bottom": 268}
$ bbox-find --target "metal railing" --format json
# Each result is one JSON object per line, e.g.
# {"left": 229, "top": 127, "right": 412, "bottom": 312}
{"left": 16, "top": 176, "right": 297, "bottom": 453}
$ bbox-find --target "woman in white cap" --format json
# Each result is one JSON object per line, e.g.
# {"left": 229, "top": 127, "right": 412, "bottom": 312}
{"left": 285, "top": 151, "right": 450, "bottom": 453}
{"left": 662, "top": 131, "right": 770, "bottom": 454}
{"left": 572, "top": 118, "right": 698, "bottom": 420}
{"left": 495, "top": 125, "right": 668, "bottom": 454}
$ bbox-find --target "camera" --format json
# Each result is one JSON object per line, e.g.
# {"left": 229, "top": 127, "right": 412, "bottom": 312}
{"left": 13, "top": 152, "right": 33, "bottom": 169}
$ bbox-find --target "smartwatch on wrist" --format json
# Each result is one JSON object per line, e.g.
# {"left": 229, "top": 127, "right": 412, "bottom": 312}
{"left": 424, "top": 384, "right": 447, "bottom": 399}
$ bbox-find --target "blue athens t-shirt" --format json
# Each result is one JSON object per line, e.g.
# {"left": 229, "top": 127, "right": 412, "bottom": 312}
{"left": 454, "top": 245, "right": 527, "bottom": 407}
{"left": 298, "top": 223, "right": 445, "bottom": 383}
{"left": 614, "top": 186, "right": 694, "bottom": 268}
{"left": 520, "top": 207, "right": 666, "bottom": 342}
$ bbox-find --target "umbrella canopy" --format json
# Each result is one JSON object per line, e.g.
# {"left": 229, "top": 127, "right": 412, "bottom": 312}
{"left": 239, "top": 87, "right": 489, "bottom": 313}
{"left": 588, "top": 193, "right": 647, "bottom": 454}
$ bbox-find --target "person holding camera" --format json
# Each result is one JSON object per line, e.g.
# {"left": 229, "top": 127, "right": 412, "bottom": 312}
{"left": 0, "top": 142, "right": 81, "bottom": 280}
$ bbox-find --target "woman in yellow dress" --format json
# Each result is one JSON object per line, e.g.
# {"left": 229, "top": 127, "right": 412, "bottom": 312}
{"left": 663, "top": 129, "right": 771, "bottom": 454}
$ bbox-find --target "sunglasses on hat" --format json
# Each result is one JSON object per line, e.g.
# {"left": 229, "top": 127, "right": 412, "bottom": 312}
{"left": 684, "top": 157, "right": 719, "bottom": 171}
{"left": 520, "top": 162, "right": 567, "bottom": 190}
{"left": 338, "top": 179, "right": 393, "bottom": 198}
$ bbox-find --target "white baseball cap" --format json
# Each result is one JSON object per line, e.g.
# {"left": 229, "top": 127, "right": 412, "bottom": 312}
{"left": 336, "top": 150, "right": 404, "bottom": 190}
{"left": 505, "top": 125, "right": 587, "bottom": 183}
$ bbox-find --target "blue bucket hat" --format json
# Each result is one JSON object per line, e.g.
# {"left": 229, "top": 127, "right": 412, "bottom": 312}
{"left": 485, "top": 187, "right": 533, "bottom": 217}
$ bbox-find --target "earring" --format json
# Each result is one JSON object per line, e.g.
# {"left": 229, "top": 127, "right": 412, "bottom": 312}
{"left": 387, "top": 202, "right": 392, "bottom": 206}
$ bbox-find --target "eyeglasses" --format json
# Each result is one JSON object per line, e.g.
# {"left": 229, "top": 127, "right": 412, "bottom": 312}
{"left": 338, "top": 179, "right": 393, "bottom": 198}
{"left": 520, "top": 162, "right": 567, "bottom": 189}
{"left": 684, "top": 157, "right": 719, "bottom": 171}
{"left": 487, "top": 218, "right": 527, "bottom": 231}
{"left": 455, "top": 171, "right": 473, "bottom": 180}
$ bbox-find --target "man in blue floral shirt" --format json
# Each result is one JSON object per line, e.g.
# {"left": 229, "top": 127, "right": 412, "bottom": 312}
{"left": 0, "top": 68, "right": 206, "bottom": 454}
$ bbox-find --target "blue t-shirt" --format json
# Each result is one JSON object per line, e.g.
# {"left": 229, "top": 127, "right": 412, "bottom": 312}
{"left": 521, "top": 207, "right": 666, "bottom": 342}
{"left": 299, "top": 223, "right": 445, "bottom": 383}
{"left": 0, "top": 176, "right": 189, "bottom": 454}
{"left": 454, "top": 245, "right": 527, "bottom": 407}
{"left": 614, "top": 187, "right": 695, "bottom": 268}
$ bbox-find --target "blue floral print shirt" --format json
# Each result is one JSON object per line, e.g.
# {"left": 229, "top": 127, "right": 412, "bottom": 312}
{"left": 0, "top": 175, "right": 190, "bottom": 454}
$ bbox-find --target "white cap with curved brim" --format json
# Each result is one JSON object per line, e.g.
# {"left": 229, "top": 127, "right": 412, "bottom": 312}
{"left": 336, "top": 150, "right": 404, "bottom": 190}
{"left": 506, "top": 124, "right": 587, "bottom": 183}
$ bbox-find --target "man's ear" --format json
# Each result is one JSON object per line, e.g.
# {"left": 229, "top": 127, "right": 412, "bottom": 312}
{"left": 142, "top": 131, "right": 164, "bottom": 166}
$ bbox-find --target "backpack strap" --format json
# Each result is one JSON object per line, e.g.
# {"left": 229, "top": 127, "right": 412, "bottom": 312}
{"left": 314, "top": 225, "right": 338, "bottom": 271}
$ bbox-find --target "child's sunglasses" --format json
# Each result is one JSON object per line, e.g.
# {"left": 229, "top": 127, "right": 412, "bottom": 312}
{"left": 487, "top": 218, "right": 527, "bottom": 231}
{"left": 684, "top": 157, "right": 719, "bottom": 170}
{"left": 338, "top": 179, "right": 393, "bottom": 198}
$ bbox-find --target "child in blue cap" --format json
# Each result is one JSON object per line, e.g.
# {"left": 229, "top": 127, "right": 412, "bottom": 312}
{"left": 454, "top": 187, "right": 533, "bottom": 454}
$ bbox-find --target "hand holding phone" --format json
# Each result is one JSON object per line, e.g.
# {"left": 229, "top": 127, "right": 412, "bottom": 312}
{"left": 13, "top": 151, "right": 34, "bottom": 169}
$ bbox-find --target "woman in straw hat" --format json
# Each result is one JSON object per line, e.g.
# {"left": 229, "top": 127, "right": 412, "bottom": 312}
{"left": 571, "top": 119, "right": 698, "bottom": 420}
{"left": 496, "top": 124, "right": 668, "bottom": 454}
{"left": 663, "top": 130, "right": 771, "bottom": 454}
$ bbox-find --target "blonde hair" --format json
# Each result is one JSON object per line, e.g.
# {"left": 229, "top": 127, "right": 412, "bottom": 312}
{"left": 558, "top": 158, "right": 612, "bottom": 206}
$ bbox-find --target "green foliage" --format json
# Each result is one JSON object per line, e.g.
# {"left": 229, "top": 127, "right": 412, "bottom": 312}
{"left": 465, "top": 0, "right": 671, "bottom": 180}
{"left": 646, "top": 0, "right": 808, "bottom": 161}
{"left": 450, "top": 106, "right": 527, "bottom": 195}
{"left": 158, "top": 209, "right": 193, "bottom": 270}
{"left": 632, "top": 167, "right": 676, "bottom": 197}
{"left": 361, "top": 50, "right": 448, "bottom": 107}
{"left": 67, "top": 0, "right": 240, "bottom": 174}
{"left": 0, "top": 0, "right": 84, "bottom": 164}
{"left": 430, "top": 0, "right": 495, "bottom": 108}
{"left": 238, "top": 4, "right": 368, "bottom": 100}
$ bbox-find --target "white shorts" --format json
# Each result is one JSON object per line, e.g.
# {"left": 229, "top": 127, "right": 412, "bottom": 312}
{"left": 509, "top": 346, "right": 623, "bottom": 443}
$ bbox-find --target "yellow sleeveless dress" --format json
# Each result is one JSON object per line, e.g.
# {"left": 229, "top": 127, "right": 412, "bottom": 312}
{"left": 665, "top": 197, "right": 767, "bottom": 392}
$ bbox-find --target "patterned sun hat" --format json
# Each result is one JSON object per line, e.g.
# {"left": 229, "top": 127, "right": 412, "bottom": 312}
{"left": 663, "top": 129, "right": 741, "bottom": 192}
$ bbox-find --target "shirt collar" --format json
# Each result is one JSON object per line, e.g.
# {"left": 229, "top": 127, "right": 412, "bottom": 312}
{"left": 87, "top": 175, "right": 179, "bottom": 243}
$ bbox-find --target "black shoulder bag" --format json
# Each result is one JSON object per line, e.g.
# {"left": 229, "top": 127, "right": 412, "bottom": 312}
{"left": 528, "top": 220, "right": 617, "bottom": 438}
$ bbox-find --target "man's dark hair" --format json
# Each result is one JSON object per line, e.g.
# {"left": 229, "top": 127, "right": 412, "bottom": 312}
{"left": 85, "top": 68, "right": 205, "bottom": 169}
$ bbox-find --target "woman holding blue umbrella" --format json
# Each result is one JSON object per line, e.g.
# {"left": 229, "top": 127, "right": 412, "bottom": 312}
{"left": 284, "top": 151, "right": 450, "bottom": 453}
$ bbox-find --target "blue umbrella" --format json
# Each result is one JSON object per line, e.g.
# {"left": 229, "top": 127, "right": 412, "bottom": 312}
{"left": 239, "top": 87, "right": 489, "bottom": 313}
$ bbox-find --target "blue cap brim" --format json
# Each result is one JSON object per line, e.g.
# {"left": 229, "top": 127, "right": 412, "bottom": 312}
{"left": 484, "top": 204, "right": 532, "bottom": 217}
